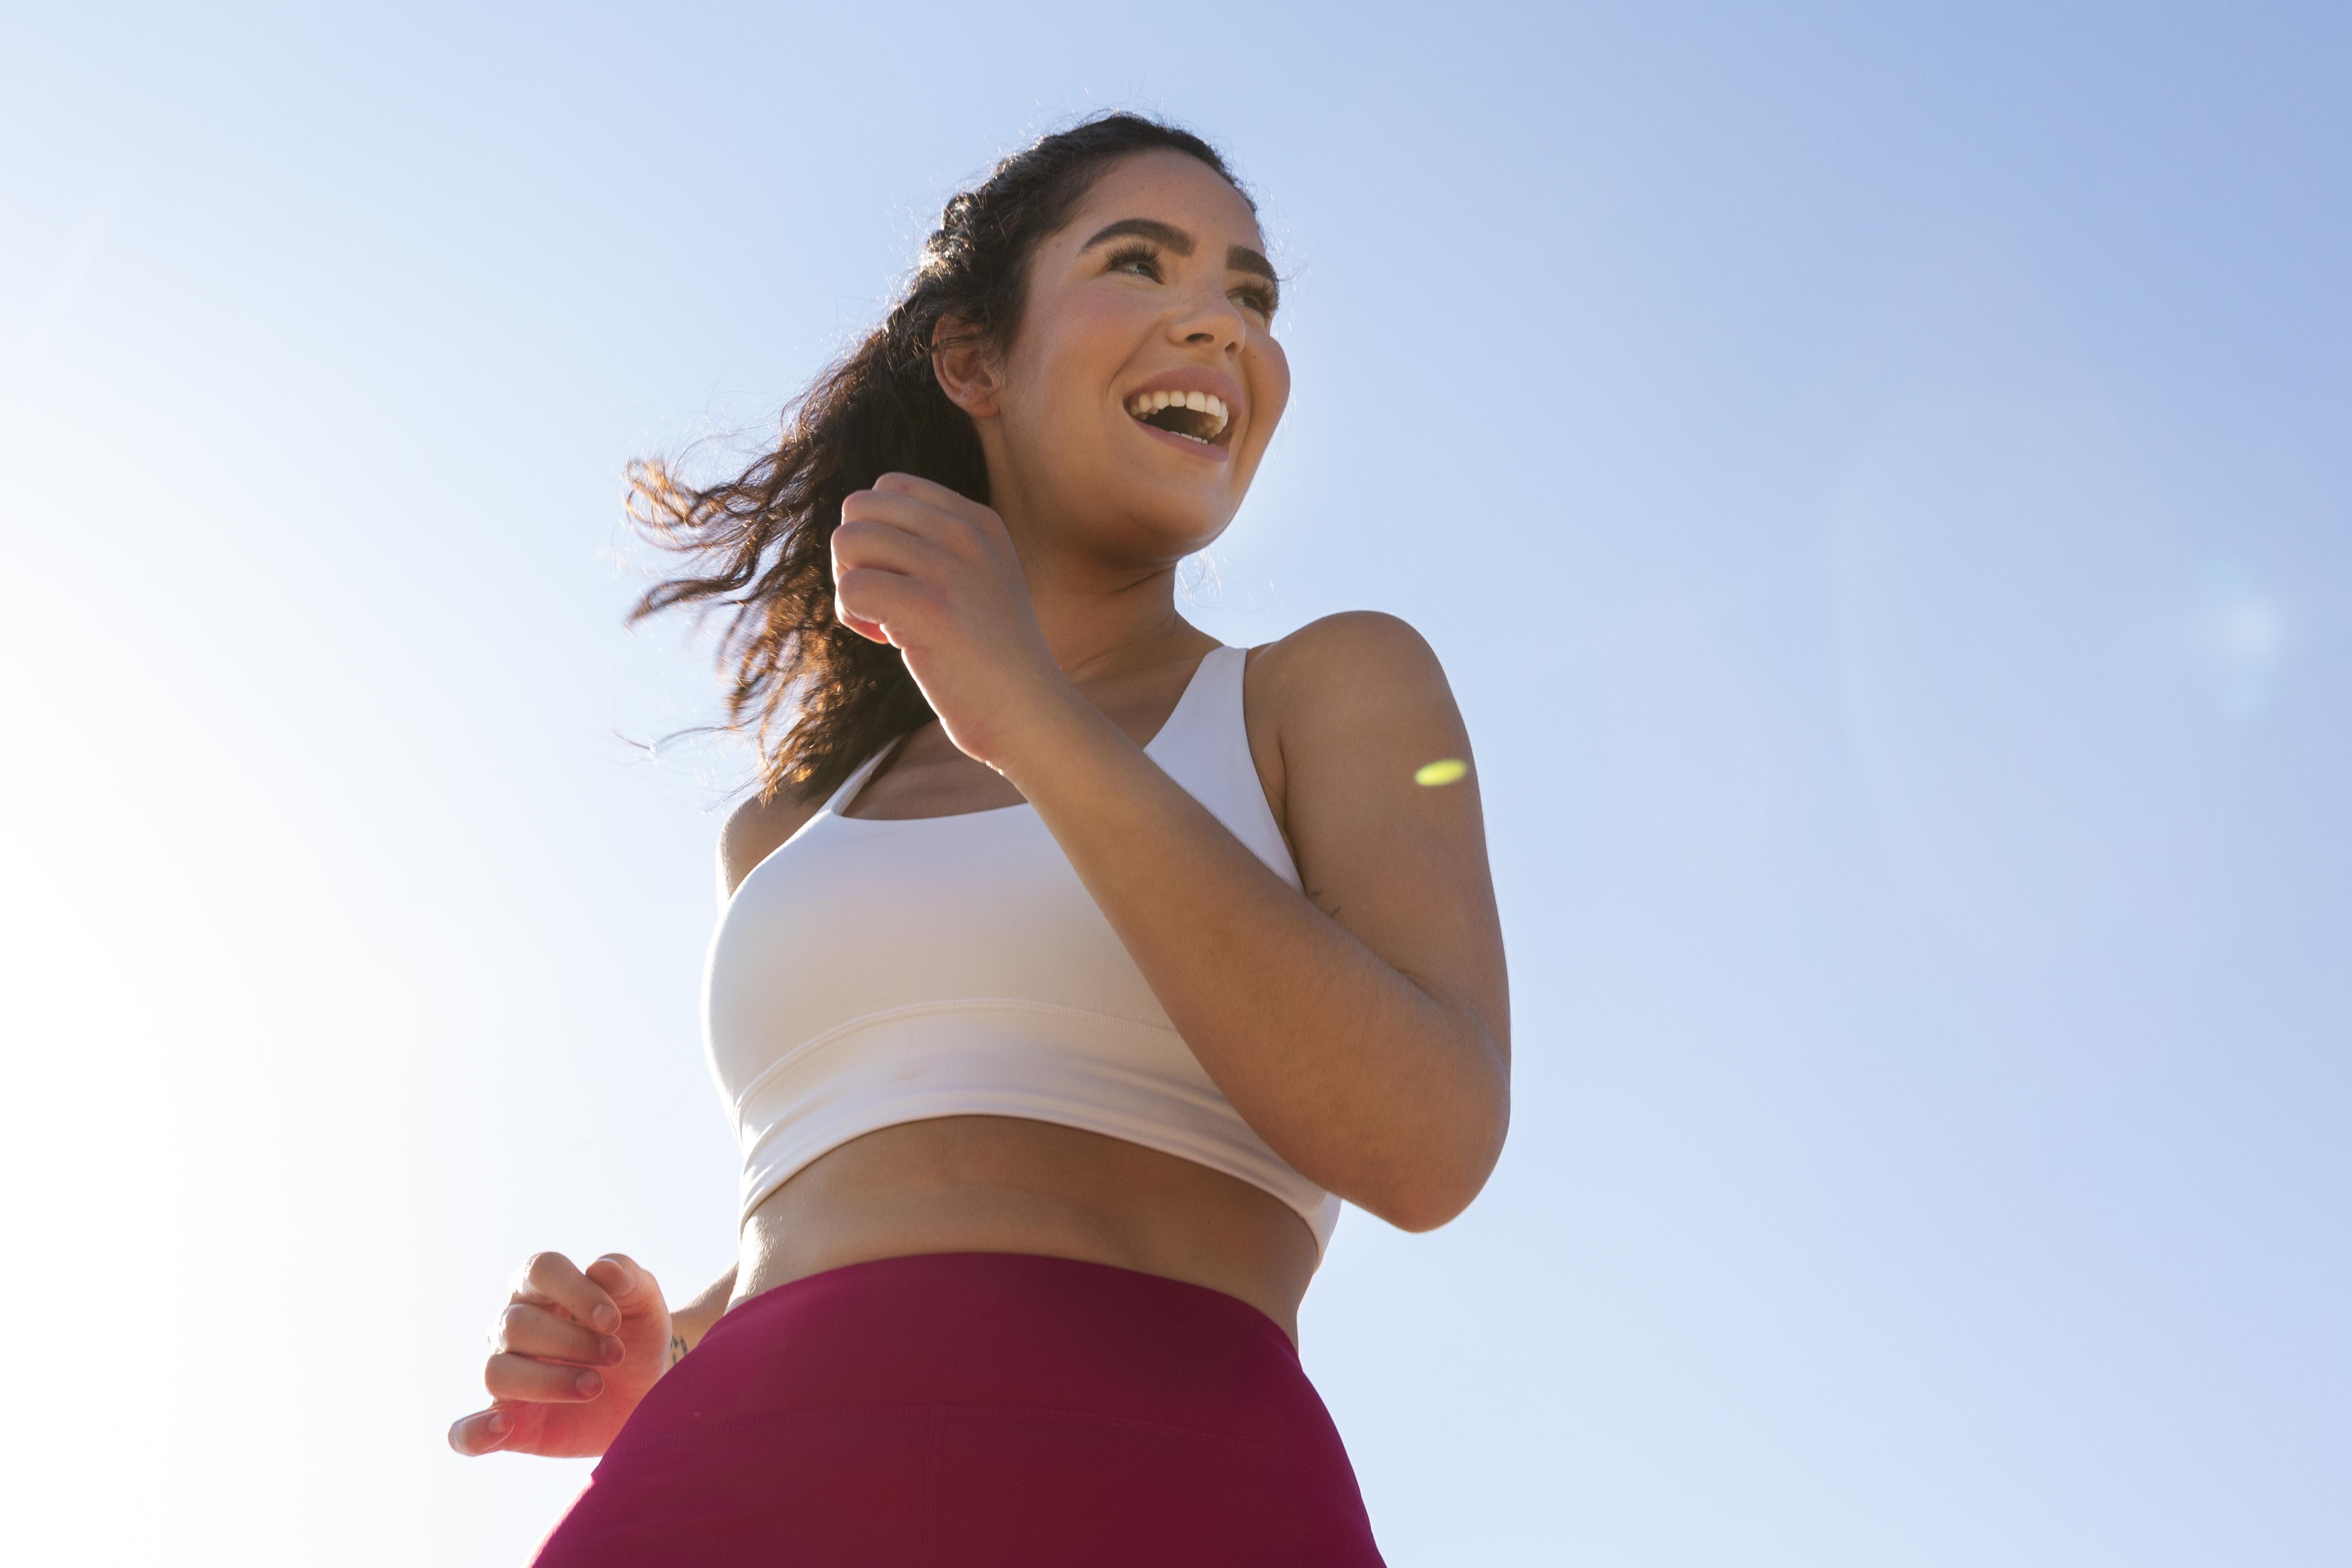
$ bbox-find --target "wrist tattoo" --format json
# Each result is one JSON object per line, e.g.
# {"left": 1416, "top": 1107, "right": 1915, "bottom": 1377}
{"left": 668, "top": 1331, "right": 690, "bottom": 1367}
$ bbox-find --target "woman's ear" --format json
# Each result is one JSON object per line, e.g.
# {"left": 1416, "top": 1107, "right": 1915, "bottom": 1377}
{"left": 930, "top": 317, "right": 1004, "bottom": 419}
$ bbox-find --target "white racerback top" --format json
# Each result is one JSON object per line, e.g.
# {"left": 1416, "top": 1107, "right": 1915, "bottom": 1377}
{"left": 702, "top": 645, "right": 1344, "bottom": 1261}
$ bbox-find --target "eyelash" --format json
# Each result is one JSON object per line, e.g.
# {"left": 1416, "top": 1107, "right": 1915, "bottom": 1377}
{"left": 1103, "top": 242, "right": 1162, "bottom": 281}
{"left": 1104, "top": 243, "right": 1279, "bottom": 321}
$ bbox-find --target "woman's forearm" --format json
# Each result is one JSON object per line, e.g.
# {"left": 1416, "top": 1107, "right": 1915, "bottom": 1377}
{"left": 821, "top": 480, "right": 1508, "bottom": 1227}
{"left": 1006, "top": 695, "right": 1507, "bottom": 1231}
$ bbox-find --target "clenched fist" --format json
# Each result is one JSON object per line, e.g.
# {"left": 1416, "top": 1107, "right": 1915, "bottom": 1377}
{"left": 448, "top": 1252, "right": 672, "bottom": 1459}
{"left": 831, "top": 472, "right": 1079, "bottom": 775}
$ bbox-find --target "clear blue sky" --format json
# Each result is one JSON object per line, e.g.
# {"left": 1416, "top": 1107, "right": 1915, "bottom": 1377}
{"left": 3, "top": 3, "right": 2345, "bottom": 1563}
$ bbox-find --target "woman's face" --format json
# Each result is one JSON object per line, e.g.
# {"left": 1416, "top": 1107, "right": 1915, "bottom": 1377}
{"left": 960, "top": 150, "right": 1291, "bottom": 565}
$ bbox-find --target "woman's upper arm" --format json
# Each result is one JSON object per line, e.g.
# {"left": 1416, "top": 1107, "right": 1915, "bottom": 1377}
{"left": 1252, "top": 613, "right": 1510, "bottom": 1059}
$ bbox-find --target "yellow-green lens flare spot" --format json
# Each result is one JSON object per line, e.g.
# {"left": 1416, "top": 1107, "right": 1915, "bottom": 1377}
{"left": 1413, "top": 758, "right": 1469, "bottom": 787}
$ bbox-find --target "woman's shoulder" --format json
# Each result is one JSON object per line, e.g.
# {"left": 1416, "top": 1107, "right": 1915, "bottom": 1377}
{"left": 717, "top": 780, "right": 827, "bottom": 898}
{"left": 1239, "top": 613, "right": 1468, "bottom": 836}
{"left": 1244, "top": 612, "right": 1456, "bottom": 721}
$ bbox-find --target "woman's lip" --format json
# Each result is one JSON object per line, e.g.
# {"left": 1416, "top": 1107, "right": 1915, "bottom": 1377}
{"left": 1133, "top": 418, "right": 1232, "bottom": 463}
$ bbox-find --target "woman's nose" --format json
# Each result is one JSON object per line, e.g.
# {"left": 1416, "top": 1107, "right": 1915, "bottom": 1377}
{"left": 1168, "top": 284, "right": 1247, "bottom": 353}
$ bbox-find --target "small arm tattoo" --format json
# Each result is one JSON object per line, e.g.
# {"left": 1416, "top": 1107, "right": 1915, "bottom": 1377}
{"left": 668, "top": 1332, "right": 690, "bottom": 1367}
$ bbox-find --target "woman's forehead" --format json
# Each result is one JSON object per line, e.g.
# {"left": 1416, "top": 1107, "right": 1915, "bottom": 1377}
{"left": 1063, "top": 152, "right": 1264, "bottom": 251}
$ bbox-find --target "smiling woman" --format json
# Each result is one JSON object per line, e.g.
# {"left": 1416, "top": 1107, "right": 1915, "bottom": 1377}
{"left": 447, "top": 112, "right": 1509, "bottom": 1566}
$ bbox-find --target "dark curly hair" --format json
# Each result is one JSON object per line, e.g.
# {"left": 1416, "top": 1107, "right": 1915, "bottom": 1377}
{"left": 626, "top": 112, "right": 1250, "bottom": 801}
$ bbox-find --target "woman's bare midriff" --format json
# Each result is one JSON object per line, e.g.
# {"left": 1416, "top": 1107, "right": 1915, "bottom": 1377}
{"left": 732, "top": 1114, "right": 1321, "bottom": 1347}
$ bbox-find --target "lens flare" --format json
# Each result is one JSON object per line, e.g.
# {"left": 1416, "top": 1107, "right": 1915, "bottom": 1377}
{"left": 1414, "top": 758, "right": 1469, "bottom": 787}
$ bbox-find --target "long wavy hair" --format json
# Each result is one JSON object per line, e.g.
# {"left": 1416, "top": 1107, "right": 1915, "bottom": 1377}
{"left": 626, "top": 112, "right": 1250, "bottom": 802}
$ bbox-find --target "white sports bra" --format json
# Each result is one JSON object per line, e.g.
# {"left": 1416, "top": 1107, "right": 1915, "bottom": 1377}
{"left": 702, "top": 645, "right": 1344, "bottom": 1261}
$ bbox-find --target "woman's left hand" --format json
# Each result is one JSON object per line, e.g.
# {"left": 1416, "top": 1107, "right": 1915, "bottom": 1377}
{"left": 831, "top": 472, "right": 1077, "bottom": 772}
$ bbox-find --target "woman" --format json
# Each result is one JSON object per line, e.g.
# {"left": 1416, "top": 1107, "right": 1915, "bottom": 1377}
{"left": 448, "top": 113, "right": 1510, "bottom": 1565}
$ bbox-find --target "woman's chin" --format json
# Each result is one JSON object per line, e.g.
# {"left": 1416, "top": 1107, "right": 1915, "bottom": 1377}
{"left": 1114, "top": 487, "right": 1235, "bottom": 554}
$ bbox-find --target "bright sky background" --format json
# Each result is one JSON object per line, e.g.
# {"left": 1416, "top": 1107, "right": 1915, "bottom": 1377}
{"left": 3, "top": 4, "right": 2346, "bottom": 1564}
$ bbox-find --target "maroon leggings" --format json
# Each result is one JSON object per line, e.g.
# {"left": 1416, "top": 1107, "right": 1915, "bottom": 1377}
{"left": 529, "top": 1251, "right": 1387, "bottom": 1566}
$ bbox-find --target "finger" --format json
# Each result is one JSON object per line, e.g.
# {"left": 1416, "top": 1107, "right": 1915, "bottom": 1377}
{"left": 836, "top": 568, "right": 931, "bottom": 643}
{"left": 832, "top": 517, "right": 954, "bottom": 579}
{"left": 583, "top": 1254, "right": 665, "bottom": 1320}
{"left": 511, "top": 1251, "right": 619, "bottom": 1336}
{"left": 867, "top": 474, "right": 1008, "bottom": 547}
{"left": 448, "top": 1404, "right": 519, "bottom": 1457}
{"left": 484, "top": 1351, "right": 609, "bottom": 1404}
{"left": 495, "top": 1302, "right": 624, "bottom": 1366}
{"left": 837, "top": 484, "right": 973, "bottom": 545}
{"left": 869, "top": 471, "right": 966, "bottom": 508}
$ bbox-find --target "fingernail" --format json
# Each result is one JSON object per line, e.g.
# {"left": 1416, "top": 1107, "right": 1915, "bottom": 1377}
{"left": 484, "top": 1411, "right": 509, "bottom": 1438}
{"left": 592, "top": 1304, "right": 619, "bottom": 1334}
{"left": 576, "top": 1371, "right": 603, "bottom": 1397}
{"left": 601, "top": 1337, "right": 625, "bottom": 1365}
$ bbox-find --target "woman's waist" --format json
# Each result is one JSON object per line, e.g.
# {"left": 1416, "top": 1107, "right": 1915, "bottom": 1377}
{"left": 734, "top": 1116, "right": 1318, "bottom": 1346}
{"left": 607, "top": 1248, "right": 1359, "bottom": 1498}
{"left": 699, "top": 1252, "right": 1318, "bottom": 1432}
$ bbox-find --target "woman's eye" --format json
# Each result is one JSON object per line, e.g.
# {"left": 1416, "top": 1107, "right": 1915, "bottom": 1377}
{"left": 1233, "top": 287, "right": 1278, "bottom": 321}
{"left": 1107, "top": 246, "right": 1162, "bottom": 281}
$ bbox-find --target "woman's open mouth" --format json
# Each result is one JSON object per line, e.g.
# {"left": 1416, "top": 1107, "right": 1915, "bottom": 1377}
{"left": 1126, "top": 389, "right": 1232, "bottom": 447}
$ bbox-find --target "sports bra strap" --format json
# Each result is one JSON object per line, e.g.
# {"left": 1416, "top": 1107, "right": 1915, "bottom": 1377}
{"left": 820, "top": 737, "right": 906, "bottom": 819}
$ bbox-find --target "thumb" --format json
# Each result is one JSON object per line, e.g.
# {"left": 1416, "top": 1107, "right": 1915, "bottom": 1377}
{"left": 583, "top": 1254, "right": 665, "bottom": 1318}
{"left": 448, "top": 1402, "right": 529, "bottom": 1457}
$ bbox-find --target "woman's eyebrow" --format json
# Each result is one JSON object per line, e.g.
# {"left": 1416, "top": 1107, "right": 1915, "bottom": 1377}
{"left": 1226, "top": 246, "right": 1277, "bottom": 283}
{"left": 1082, "top": 218, "right": 1195, "bottom": 255}
{"left": 1080, "top": 218, "right": 1279, "bottom": 284}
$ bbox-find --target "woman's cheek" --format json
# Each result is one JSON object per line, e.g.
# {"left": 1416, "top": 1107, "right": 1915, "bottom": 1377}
{"left": 1019, "top": 305, "right": 1144, "bottom": 426}
{"left": 1247, "top": 337, "right": 1291, "bottom": 449}
{"left": 1055, "top": 291, "right": 1155, "bottom": 360}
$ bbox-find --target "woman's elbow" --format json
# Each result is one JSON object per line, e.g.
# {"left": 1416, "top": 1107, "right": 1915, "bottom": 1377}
{"left": 1360, "top": 1082, "right": 1510, "bottom": 1234}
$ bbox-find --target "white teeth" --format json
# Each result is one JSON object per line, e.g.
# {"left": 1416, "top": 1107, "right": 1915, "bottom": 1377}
{"left": 1126, "top": 389, "right": 1232, "bottom": 440}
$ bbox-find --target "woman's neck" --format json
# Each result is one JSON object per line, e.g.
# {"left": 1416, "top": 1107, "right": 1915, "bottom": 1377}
{"left": 1020, "top": 549, "right": 1212, "bottom": 687}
